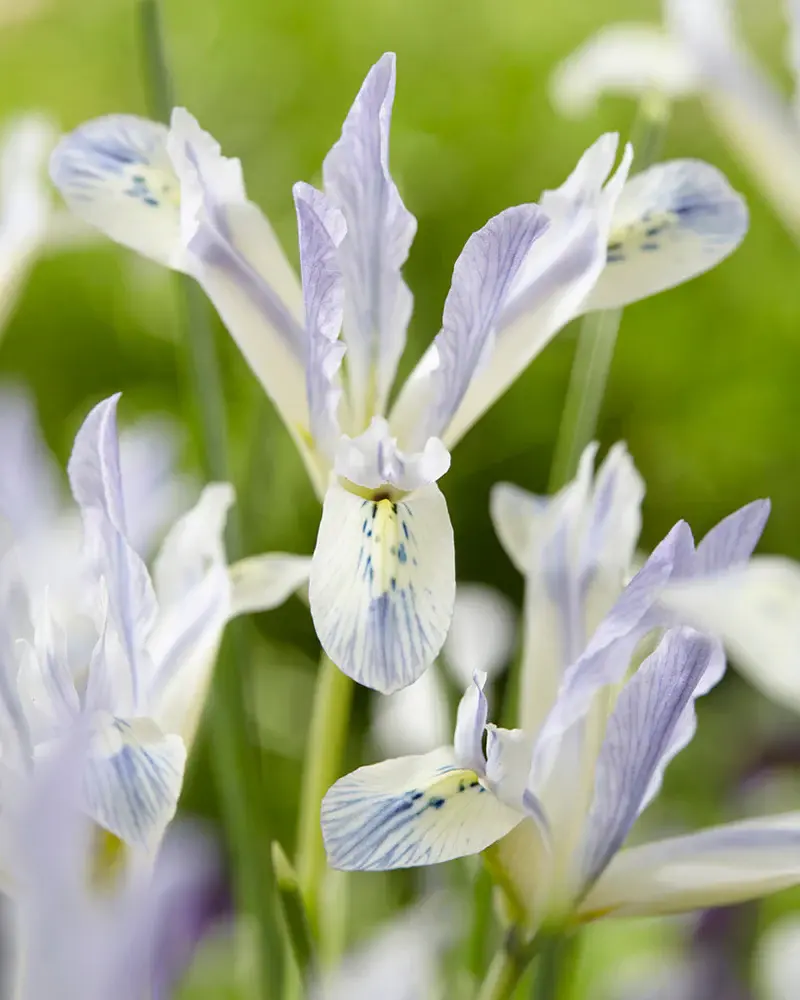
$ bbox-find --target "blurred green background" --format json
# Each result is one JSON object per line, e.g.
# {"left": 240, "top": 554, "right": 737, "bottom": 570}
{"left": 2, "top": 0, "right": 800, "bottom": 989}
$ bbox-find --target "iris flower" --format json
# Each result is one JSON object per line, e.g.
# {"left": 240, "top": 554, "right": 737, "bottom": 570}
{"left": 551, "top": 0, "right": 800, "bottom": 239}
{"left": 0, "top": 394, "right": 309, "bottom": 853}
{"left": 50, "top": 53, "right": 748, "bottom": 693}
{"left": 321, "top": 449, "right": 800, "bottom": 930}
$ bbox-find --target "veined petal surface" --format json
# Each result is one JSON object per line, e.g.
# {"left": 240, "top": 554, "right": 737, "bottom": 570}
{"left": 49, "top": 114, "right": 183, "bottom": 267}
{"left": 321, "top": 746, "right": 521, "bottom": 871}
{"left": 585, "top": 160, "right": 748, "bottom": 312}
{"left": 322, "top": 52, "right": 416, "bottom": 426}
{"left": 579, "top": 813, "right": 800, "bottom": 918}
{"left": 309, "top": 480, "right": 455, "bottom": 693}
{"left": 83, "top": 714, "right": 186, "bottom": 849}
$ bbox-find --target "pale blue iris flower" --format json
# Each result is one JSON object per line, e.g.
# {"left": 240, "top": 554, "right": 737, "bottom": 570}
{"left": 320, "top": 450, "right": 800, "bottom": 931}
{"left": 551, "top": 0, "right": 800, "bottom": 239}
{"left": 0, "top": 394, "right": 310, "bottom": 853}
{"left": 49, "top": 53, "right": 748, "bottom": 693}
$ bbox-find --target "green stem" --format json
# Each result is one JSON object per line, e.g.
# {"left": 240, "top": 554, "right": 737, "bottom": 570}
{"left": 531, "top": 935, "right": 578, "bottom": 1000}
{"left": 476, "top": 928, "right": 534, "bottom": 1000}
{"left": 295, "top": 654, "right": 354, "bottom": 933}
{"left": 272, "top": 842, "right": 318, "bottom": 989}
{"left": 137, "top": 3, "right": 281, "bottom": 996}
{"left": 547, "top": 92, "right": 671, "bottom": 492}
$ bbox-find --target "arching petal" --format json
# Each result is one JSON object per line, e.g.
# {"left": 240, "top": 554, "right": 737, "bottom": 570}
{"left": 585, "top": 160, "right": 748, "bottom": 311}
{"left": 321, "top": 746, "right": 521, "bottom": 871}
{"left": 166, "top": 110, "right": 313, "bottom": 473}
{"left": 294, "top": 182, "right": 345, "bottom": 459}
{"left": 661, "top": 557, "right": 800, "bottom": 714}
{"left": 49, "top": 115, "right": 183, "bottom": 267}
{"left": 309, "top": 480, "right": 455, "bottom": 693}
{"left": 84, "top": 715, "right": 186, "bottom": 849}
{"left": 579, "top": 813, "right": 800, "bottom": 919}
{"left": 550, "top": 25, "right": 700, "bottom": 116}
{"left": 693, "top": 497, "right": 770, "bottom": 574}
{"left": 322, "top": 52, "right": 417, "bottom": 426}
{"left": 489, "top": 482, "right": 546, "bottom": 575}
{"left": 581, "top": 629, "right": 716, "bottom": 888}
{"left": 228, "top": 553, "right": 311, "bottom": 616}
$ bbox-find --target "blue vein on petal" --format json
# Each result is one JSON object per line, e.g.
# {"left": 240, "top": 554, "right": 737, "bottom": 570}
{"left": 324, "top": 764, "right": 486, "bottom": 869}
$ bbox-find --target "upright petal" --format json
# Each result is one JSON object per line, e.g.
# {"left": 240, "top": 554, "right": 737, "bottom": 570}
{"left": 68, "top": 395, "right": 158, "bottom": 707}
{"left": 584, "top": 160, "right": 748, "bottom": 312}
{"left": 453, "top": 672, "right": 488, "bottom": 774}
{"left": 84, "top": 714, "right": 186, "bottom": 849}
{"left": 166, "top": 110, "right": 313, "bottom": 472}
{"left": 579, "top": 813, "right": 800, "bottom": 918}
{"left": 294, "top": 182, "right": 346, "bottom": 458}
{"left": 489, "top": 482, "right": 547, "bottom": 575}
{"left": 410, "top": 136, "right": 633, "bottom": 448}
{"left": 309, "top": 480, "right": 455, "bottom": 693}
{"left": 550, "top": 25, "right": 701, "bottom": 117}
{"left": 407, "top": 204, "right": 550, "bottom": 446}
{"left": 692, "top": 498, "right": 770, "bottom": 574}
{"left": 322, "top": 53, "right": 417, "bottom": 426}
{"left": 581, "top": 628, "right": 716, "bottom": 887}
{"left": 321, "top": 746, "right": 521, "bottom": 871}
{"left": 49, "top": 115, "right": 183, "bottom": 266}
{"left": 661, "top": 557, "right": 800, "bottom": 714}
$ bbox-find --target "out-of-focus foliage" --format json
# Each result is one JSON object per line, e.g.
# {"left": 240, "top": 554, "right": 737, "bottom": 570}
{"left": 2, "top": 0, "right": 800, "bottom": 990}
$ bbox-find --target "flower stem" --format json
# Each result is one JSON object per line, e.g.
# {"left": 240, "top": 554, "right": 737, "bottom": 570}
{"left": 547, "top": 92, "right": 671, "bottom": 492}
{"left": 531, "top": 934, "right": 579, "bottom": 1000}
{"left": 137, "top": 2, "right": 282, "bottom": 996}
{"left": 476, "top": 927, "right": 533, "bottom": 1000}
{"left": 295, "top": 653, "right": 354, "bottom": 934}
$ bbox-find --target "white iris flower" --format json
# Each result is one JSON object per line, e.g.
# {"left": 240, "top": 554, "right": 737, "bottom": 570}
{"left": 0, "top": 394, "right": 310, "bottom": 853}
{"left": 551, "top": 0, "right": 800, "bottom": 239}
{"left": 49, "top": 52, "right": 748, "bottom": 693}
{"left": 320, "top": 450, "right": 800, "bottom": 932}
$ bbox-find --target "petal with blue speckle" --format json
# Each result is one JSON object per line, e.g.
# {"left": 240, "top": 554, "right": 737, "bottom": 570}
{"left": 585, "top": 159, "right": 748, "bottom": 311}
{"left": 49, "top": 115, "right": 183, "bottom": 267}
{"left": 309, "top": 479, "right": 455, "bottom": 694}
{"left": 321, "top": 746, "right": 521, "bottom": 871}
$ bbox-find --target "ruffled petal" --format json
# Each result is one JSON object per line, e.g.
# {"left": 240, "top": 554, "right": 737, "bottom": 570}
{"left": 585, "top": 160, "right": 748, "bottom": 311}
{"left": 453, "top": 672, "right": 488, "bottom": 773}
{"left": 579, "top": 813, "right": 800, "bottom": 919}
{"left": 550, "top": 25, "right": 700, "bottom": 116}
{"left": 83, "top": 714, "right": 186, "bottom": 849}
{"left": 321, "top": 746, "right": 521, "bottom": 871}
{"left": 228, "top": 553, "right": 311, "bottom": 616}
{"left": 309, "top": 480, "right": 455, "bottom": 693}
{"left": 294, "top": 182, "right": 346, "bottom": 459}
{"left": 581, "top": 628, "right": 716, "bottom": 887}
{"left": 322, "top": 52, "right": 417, "bottom": 426}
{"left": 334, "top": 416, "right": 450, "bottom": 493}
{"left": 49, "top": 114, "right": 183, "bottom": 267}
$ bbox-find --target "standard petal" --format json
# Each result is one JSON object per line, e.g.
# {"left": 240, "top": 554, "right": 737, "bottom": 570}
{"left": 322, "top": 52, "right": 417, "bottom": 425}
{"left": 309, "top": 480, "right": 455, "bottom": 693}
{"left": 294, "top": 182, "right": 346, "bottom": 458}
{"left": 579, "top": 813, "right": 800, "bottom": 918}
{"left": 410, "top": 204, "right": 550, "bottom": 445}
{"left": 443, "top": 583, "right": 516, "bottom": 687}
{"left": 489, "top": 482, "right": 546, "bottom": 575}
{"left": 581, "top": 628, "right": 716, "bottom": 887}
{"left": 166, "top": 110, "right": 317, "bottom": 481}
{"left": 485, "top": 726, "right": 536, "bottom": 811}
{"left": 49, "top": 114, "right": 183, "bottom": 267}
{"left": 661, "top": 557, "right": 800, "bottom": 714}
{"left": 84, "top": 714, "right": 186, "bottom": 848}
{"left": 228, "top": 553, "right": 311, "bottom": 616}
{"left": 321, "top": 746, "right": 521, "bottom": 871}
{"left": 693, "top": 498, "right": 770, "bottom": 575}
{"left": 423, "top": 137, "right": 633, "bottom": 448}
{"left": 550, "top": 25, "right": 700, "bottom": 116}
{"left": 453, "top": 672, "right": 488, "bottom": 773}
{"left": 585, "top": 160, "right": 748, "bottom": 312}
